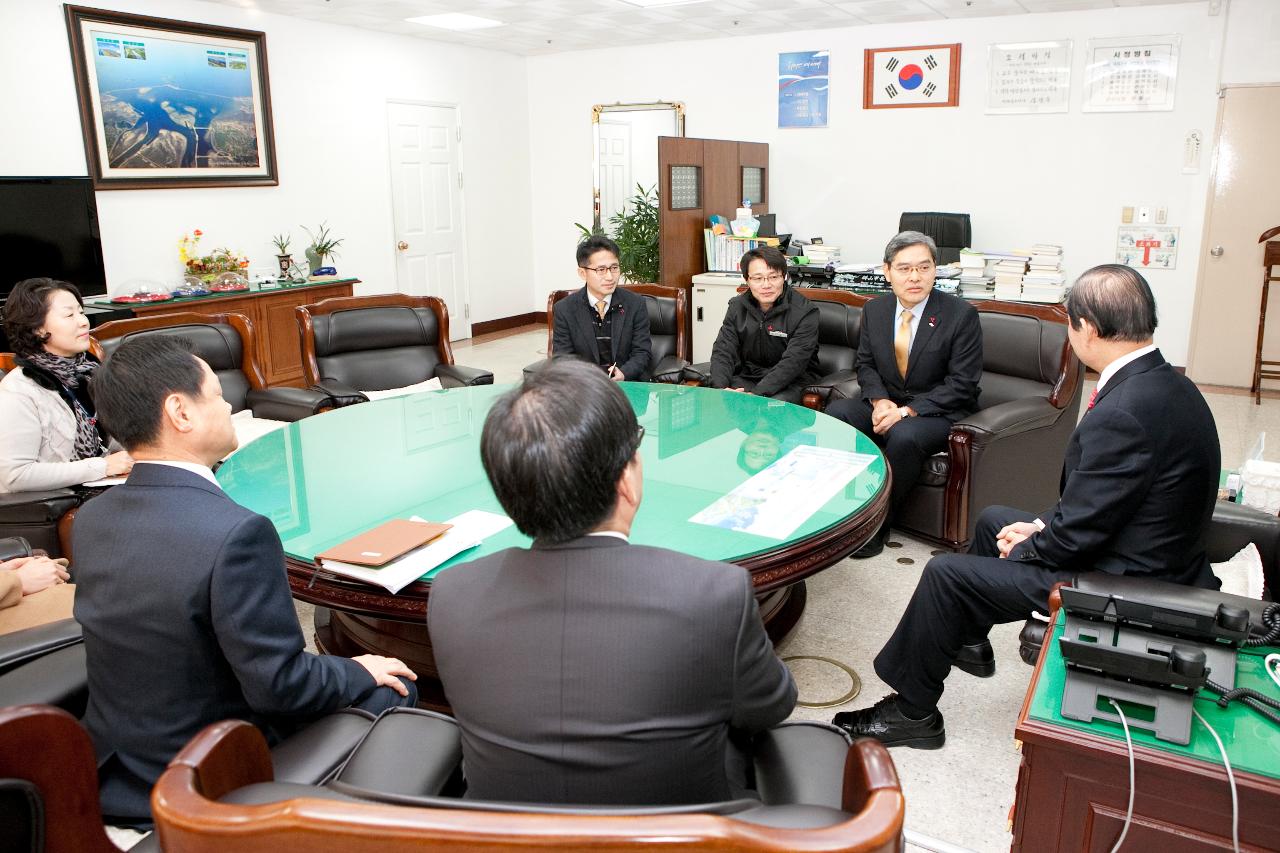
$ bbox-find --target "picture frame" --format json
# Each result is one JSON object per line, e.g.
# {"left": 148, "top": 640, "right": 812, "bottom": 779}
{"left": 1082, "top": 34, "right": 1180, "bottom": 113}
{"left": 864, "top": 43, "right": 961, "bottom": 109}
{"left": 64, "top": 5, "right": 278, "bottom": 190}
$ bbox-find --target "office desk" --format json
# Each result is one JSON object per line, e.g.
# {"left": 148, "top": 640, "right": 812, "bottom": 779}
{"left": 1012, "top": 612, "right": 1280, "bottom": 851}
{"left": 218, "top": 383, "right": 888, "bottom": 709}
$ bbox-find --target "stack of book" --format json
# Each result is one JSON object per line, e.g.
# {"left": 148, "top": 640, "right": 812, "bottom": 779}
{"left": 1021, "top": 244, "right": 1067, "bottom": 303}
{"left": 958, "top": 249, "right": 993, "bottom": 301}
{"left": 989, "top": 252, "right": 1030, "bottom": 300}
{"left": 802, "top": 243, "right": 842, "bottom": 266}
{"left": 703, "top": 230, "right": 780, "bottom": 272}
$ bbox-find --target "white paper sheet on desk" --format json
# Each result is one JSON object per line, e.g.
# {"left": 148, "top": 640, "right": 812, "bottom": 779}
{"left": 81, "top": 476, "right": 126, "bottom": 488}
{"left": 223, "top": 410, "right": 289, "bottom": 459}
{"left": 319, "top": 510, "right": 513, "bottom": 593}
{"left": 690, "top": 446, "right": 876, "bottom": 540}
{"left": 362, "top": 378, "right": 443, "bottom": 401}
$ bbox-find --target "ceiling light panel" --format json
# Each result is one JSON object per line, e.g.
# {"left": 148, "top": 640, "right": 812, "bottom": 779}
{"left": 405, "top": 12, "right": 504, "bottom": 29}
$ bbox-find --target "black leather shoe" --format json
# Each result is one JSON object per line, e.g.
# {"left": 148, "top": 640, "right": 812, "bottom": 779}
{"left": 953, "top": 641, "right": 996, "bottom": 678}
{"left": 831, "top": 695, "right": 945, "bottom": 749}
{"left": 851, "top": 525, "right": 888, "bottom": 559}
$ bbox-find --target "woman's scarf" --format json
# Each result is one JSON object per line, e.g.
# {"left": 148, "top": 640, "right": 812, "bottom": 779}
{"left": 24, "top": 350, "right": 105, "bottom": 461}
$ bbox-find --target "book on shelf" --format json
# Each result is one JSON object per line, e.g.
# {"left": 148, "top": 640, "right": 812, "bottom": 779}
{"left": 703, "top": 229, "right": 781, "bottom": 272}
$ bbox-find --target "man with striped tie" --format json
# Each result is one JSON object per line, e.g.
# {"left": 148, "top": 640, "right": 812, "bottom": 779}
{"left": 833, "top": 264, "right": 1220, "bottom": 749}
{"left": 826, "top": 231, "right": 984, "bottom": 558}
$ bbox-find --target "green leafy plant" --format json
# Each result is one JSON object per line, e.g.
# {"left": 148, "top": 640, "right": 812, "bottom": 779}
{"left": 575, "top": 184, "right": 659, "bottom": 284}
{"left": 271, "top": 233, "right": 291, "bottom": 254}
{"left": 302, "top": 222, "right": 344, "bottom": 261}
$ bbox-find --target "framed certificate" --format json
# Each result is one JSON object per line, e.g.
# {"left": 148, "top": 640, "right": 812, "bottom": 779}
{"left": 986, "top": 40, "right": 1072, "bottom": 114}
{"left": 1083, "top": 35, "right": 1180, "bottom": 112}
{"left": 863, "top": 43, "right": 960, "bottom": 109}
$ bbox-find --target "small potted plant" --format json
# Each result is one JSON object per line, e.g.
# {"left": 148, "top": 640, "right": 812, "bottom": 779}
{"left": 302, "top": 222, "right": 344, "bottom": 278}
{"left": 271, "top": 233, "right": 292, "bottom": 278}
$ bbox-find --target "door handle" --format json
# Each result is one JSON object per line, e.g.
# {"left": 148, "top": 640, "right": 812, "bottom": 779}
{"left": 1210, "top": 246, "right": 1224, "bottom": 257}
{"left": 397, "top": 241, "right": 409, "bottom": 251}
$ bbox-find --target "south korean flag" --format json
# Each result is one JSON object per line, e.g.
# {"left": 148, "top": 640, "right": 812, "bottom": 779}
{"left": 870, "top": 46, "right": 955, "bottom": 106}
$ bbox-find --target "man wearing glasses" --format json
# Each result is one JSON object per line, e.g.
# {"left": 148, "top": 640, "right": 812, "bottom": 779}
{"left": 708, "top": 245, "right": 819, "bottom": 403}
{"left": 827, "top": 231, "right": 983, "bottom": 559}
{"left": 553, "top": 235, "right": 652, "bottom": 381}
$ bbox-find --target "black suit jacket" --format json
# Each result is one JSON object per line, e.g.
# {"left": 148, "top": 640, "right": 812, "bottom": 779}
{"left": 72, "top": 463, "right": 375, "bottom": 820}
{"left": 855, "top": 290, "right": 982, "bottom": 419}
{"left": 552, "top": 286, "right": 652, "bottom": 380}
{"left": 1009, "top": 349, "right": 1221, "bottom": 584}
{"left": 428, "top": 536, "right": 796, "bottom": 805}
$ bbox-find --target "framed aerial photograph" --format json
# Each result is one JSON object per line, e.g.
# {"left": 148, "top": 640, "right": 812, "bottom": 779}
{"left": 864, "top": 43, "right": 961, "bottom": 109}
{"left": 64, "top": 5, "right": 278, "bottom": 189}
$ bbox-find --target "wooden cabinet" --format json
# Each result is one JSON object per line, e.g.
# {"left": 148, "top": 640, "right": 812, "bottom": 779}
{"left": 128, "top": 280, "right": 356, "bottom": 386}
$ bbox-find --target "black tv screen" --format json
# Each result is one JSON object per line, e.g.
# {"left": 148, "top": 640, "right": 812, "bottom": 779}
{"left": 0, "top": 177, "right": 108, "bottom": 304}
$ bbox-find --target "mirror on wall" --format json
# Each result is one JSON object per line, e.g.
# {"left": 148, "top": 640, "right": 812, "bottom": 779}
{"left": 592, "top": 101, "right": 685, "bottom": 230}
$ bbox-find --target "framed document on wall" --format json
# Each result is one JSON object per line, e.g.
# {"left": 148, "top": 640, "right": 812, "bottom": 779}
{"left": 64, "top": 5, "right": 278, "bottom": 189}
{"left": 863, "top": 44, "right": 960, "bottom": 109}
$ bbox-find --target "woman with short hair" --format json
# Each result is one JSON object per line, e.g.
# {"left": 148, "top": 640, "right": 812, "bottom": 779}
{"left": 0, "top": 278, "right": 132, "bottom": 493}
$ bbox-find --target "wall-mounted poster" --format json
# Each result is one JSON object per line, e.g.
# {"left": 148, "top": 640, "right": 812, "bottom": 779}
{"left": 864, "top": 44, "right": 960, "bottom": 109}
{"left": 65, "top": 5, "right": 278, "bottom": 189}
{"left": 986, "top": 41, "right": 1071, "bottom": 114}
{"left": 1083, "top": 35, "right": 1180, "bottom": 112}
{"left": 778, "top": 50, "right": 829, "bottom": 128}
{"left": 1117, "top": 225, "right": 1179, "bottom": 270}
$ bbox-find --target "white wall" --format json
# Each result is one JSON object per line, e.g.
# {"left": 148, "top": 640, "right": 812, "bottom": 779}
{"left": 0, "top": 0, "right": 534, "bottom": 326}
{"left": 1220, "top": 0, "right": 1280, "bottom": 85}
{"left": 526, "top": 2, "right": 1259, "bottom": 366}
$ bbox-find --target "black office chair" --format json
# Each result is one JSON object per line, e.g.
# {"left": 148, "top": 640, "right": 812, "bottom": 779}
{"left": 296, "top": 294, "right": 493, "bottom": 403}
{"left": 898, "top": 212, "right": 972, "bottom": 264}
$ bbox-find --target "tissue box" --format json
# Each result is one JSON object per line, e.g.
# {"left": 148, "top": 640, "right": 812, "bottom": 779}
{"left": 1240, "top": 458, "right": 1280, "bottom": 514}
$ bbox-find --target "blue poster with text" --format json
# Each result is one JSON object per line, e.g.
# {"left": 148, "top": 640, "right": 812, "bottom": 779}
{"left": 778, "top": 50, "right": 829, "bottom": 128}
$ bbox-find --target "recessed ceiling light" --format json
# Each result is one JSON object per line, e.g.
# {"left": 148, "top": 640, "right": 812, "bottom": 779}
{"left": 405, "top": 13, "right": 504, "bottom": 30}
{"left": 617, "top": 0, "right": 709, "bottom": 8}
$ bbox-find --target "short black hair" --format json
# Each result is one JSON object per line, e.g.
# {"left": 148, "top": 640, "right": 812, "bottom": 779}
{"left": 740, "top": 245, "right": 787, "bottom": 278}
{"left": 3, "top": 278, "right": 83, "bottom": 357}
{"left": 1066, "top": 264, "right": 1158, "bottom": 342}
{"left": 576, "top": 235, "right": 621, "bottom": 268}
{"left": 91, "top": 336, "right": 206, "bottom": 451}
{"left": 480, "top": 358, "right": 641, "bottom": 544}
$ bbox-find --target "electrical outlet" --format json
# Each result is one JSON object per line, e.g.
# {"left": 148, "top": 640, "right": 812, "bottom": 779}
{"left": 1156, "top": 206, "right": 1167, "bottom": 224}
{"left": 1122, "top": 206, "right": 1134, "bottom": 224}
{"left": 1137, "top": 207, "right": 1151, "bottom": 224}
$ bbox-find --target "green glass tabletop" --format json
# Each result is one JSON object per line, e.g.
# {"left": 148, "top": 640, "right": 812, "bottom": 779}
{"left": 1028, "top": 611, "right": 1280, "bottom": 780}
{"left": 216, "top": 382, "right": 887, "bottom": 580}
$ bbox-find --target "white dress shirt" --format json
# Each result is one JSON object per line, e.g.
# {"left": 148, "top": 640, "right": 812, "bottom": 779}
{"left": 1095, "top": 344, "right": 1159, "bottom": 393}
{"left": 133, "top": 460, "right": 221, "bottom": 489}
{"left": 893, "top": 293, "right": 932, "bottom": 351}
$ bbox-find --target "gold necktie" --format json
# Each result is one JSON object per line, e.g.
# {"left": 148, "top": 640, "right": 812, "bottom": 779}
{"left": 895, "top": 309, "right": 912, "bottom": 378}
{"left": 596, "top": 300, "right": 607, "bottom": 320}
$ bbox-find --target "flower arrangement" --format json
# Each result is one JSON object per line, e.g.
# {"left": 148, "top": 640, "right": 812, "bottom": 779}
{"left": 178, "top": 229, "right": 250, "bottom": 279}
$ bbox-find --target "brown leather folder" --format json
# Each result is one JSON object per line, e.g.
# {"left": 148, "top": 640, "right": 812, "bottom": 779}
{"left": 315, "top": 519, "right": 452, "bottom": 567}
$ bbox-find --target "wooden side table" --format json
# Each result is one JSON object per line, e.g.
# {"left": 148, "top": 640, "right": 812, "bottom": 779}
{"left": 1251, "top": 225, "right": 1280, "bottom": 404}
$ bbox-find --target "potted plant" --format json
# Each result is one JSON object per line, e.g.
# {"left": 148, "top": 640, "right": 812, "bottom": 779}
{"left": 271, "top": 233, "right": 292, "bottom": 278}
{"left": 302, "top": 222, "right": 344, "bottom": 277}
{"left": 576, "top": 184, "right": 659, "bottom": 283}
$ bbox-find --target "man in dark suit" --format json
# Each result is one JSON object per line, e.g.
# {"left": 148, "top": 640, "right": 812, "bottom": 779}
{"left": 73, "top": 336, "right": 419, "bottom": 824}
{"left": 429, "top": 358, "right": 803, "bottom": 805}
{"left": 832, "top": 265, "right": 1220, "bottom": 749}
{"left": 553, "top": 235, "right": 652, "bottom": 380}
{"left": 826, "top": 232, "right": 983, "bottom": 558}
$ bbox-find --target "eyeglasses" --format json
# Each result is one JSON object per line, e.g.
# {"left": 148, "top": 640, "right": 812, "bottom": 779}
{"left": 581, "top": 264, "right": 621, "bottom": 277}
{"left": 890, "top": 263, "right": 935, "bottom": 276}
{"left": 746, "top": 273, "right": 785, "bottom": 285}
{"left": 632, "top": 424, "right": 646, "bottom": 454}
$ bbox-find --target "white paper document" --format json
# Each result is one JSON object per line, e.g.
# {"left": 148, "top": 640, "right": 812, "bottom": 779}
{"left": 319, "top": 509, "right": 513, "bottom": 593}
{"left": 362, "top": 378, "right": 443, "bottom": 401}
{"left": 81, "top": 476, "right": 127, "bottom": 488}
{"left": 690, "top": 445, "right": 877, "bottom": 540}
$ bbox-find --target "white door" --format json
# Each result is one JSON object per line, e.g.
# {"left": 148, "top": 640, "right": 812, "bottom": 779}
{"left": 598, "top": 118, "right": 632, "bottom": 226}
{"left": 1187, "top": 85, "right": 1280, "bottom": 386}
{"left": 386, "top": 102, "right": 471, "bottom": 340}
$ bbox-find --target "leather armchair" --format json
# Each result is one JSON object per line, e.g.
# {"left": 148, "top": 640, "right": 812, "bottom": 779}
{"left": 796, "top": 288, "right": 869, "bottom": 410}
{"left": 296, "top": 294, "right": 493, "bottom": 401}
{"left": 0, "top": 619, "right": 87, "bottom": 715}
{"left": 91, "top": 312, "right": 336, "bottom": 421}
{"left": 898, "top": 213, "right": 972, "bottom": 265}
{"left": 526, "top": 284, "right": 689, "bottom": 382}
{"left": 1018, "top": 500, "right": 1280, "bottom": 664}
{"left": 151, "top": 713, "right": 906, "bottom": 853}
{"left": 807, "top": 301, "right": 1083, "bottom": 551}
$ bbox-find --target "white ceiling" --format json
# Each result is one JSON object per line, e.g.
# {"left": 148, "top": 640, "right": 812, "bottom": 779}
{"left": 210, "top": 0, "right": 1206, "bottom": 56}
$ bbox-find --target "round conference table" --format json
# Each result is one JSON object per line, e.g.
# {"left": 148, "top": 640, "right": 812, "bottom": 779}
{"left": 217, "top": 382, "right": 888, "bottom": 709}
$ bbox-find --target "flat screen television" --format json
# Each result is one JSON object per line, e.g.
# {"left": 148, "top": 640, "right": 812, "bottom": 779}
{"left": 0, "top": 177, "right": 108, "bottom": 305}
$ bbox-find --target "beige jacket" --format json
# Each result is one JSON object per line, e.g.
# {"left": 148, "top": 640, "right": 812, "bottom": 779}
{"left": 0, "top": 367, "right": 107, "bottom": 494}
